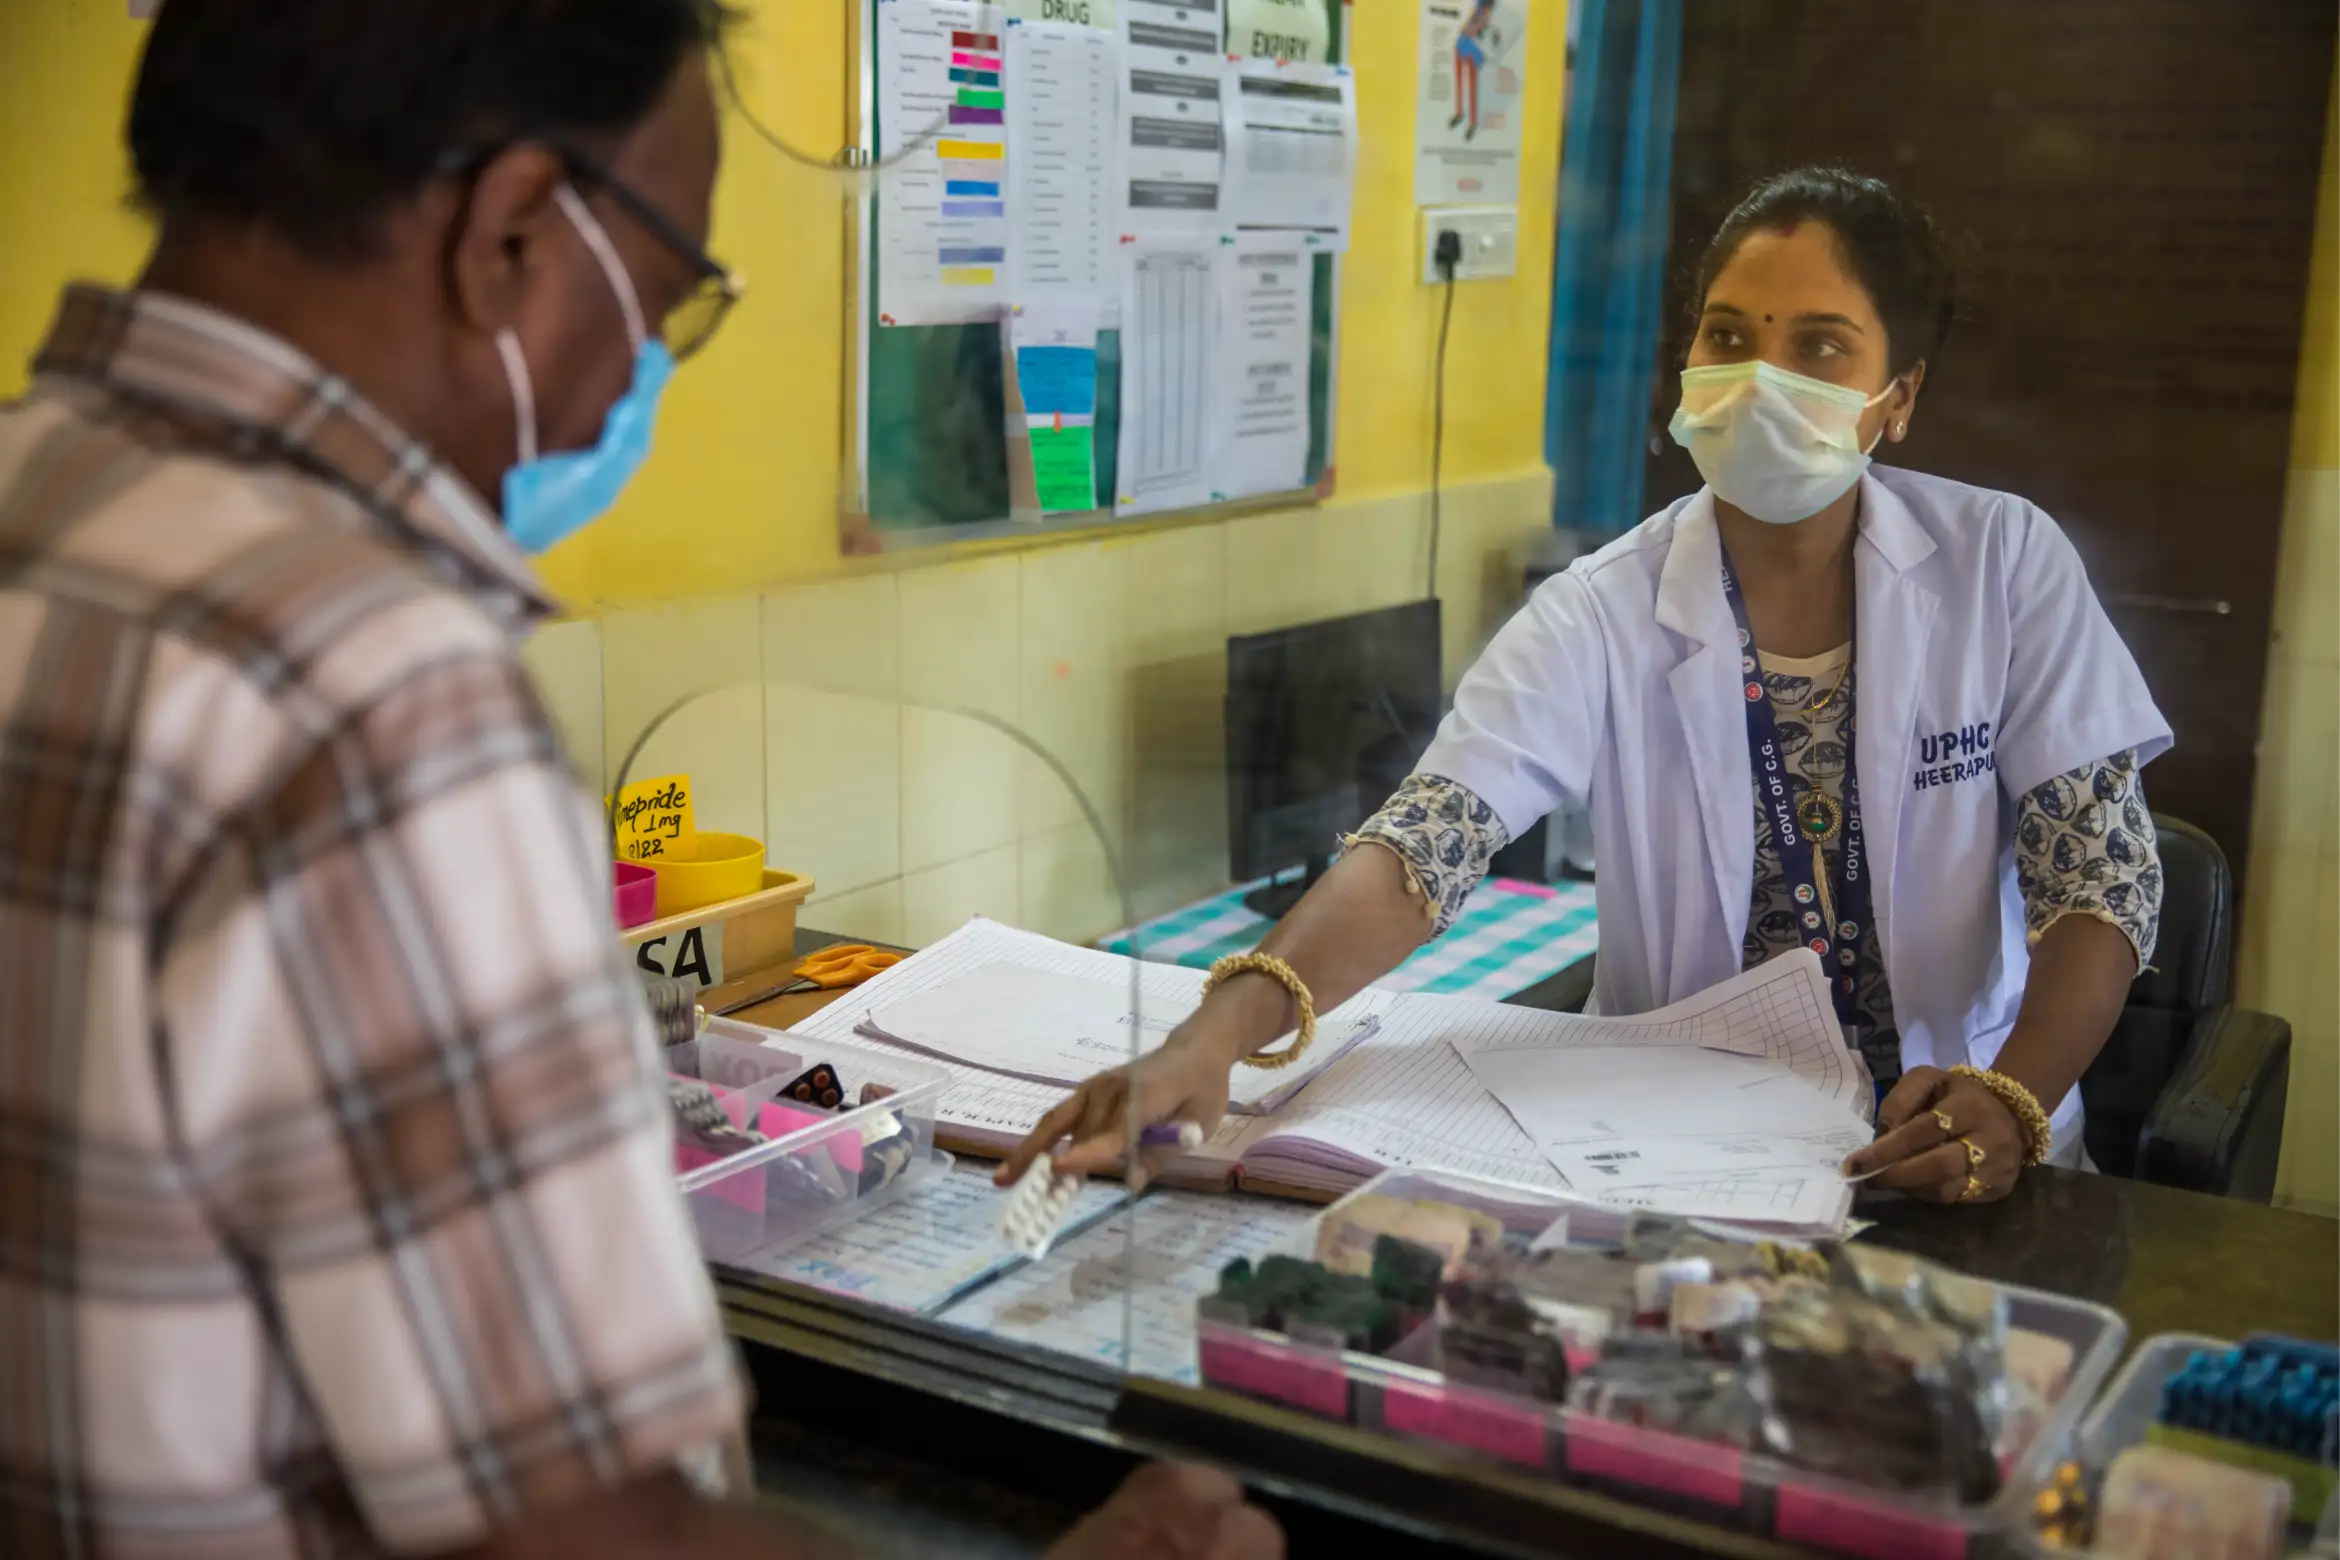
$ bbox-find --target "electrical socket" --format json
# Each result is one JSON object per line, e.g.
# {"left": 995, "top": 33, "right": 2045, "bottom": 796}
{"left": 1420, "top": 205, "right": 1519, "bottom": 284}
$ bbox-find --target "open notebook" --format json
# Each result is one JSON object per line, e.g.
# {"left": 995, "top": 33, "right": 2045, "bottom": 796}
{"left": 792, "top": 923, "right": 1867, "bottom": 1238}
{"left": 852, "top": 940, "right": 1389, "bottom": 1114}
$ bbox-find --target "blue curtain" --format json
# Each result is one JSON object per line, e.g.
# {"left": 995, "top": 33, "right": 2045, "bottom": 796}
{"left": 1545, "top": 0, "right": 1683, "bottom": 538}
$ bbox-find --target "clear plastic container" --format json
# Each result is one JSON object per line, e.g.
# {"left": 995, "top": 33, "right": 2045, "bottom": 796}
{"left": 666, "top": 1017, "right": 950, "bottom": 1265}
{"left": 2010, "top": 1332, "right": 2340, "bottom": 1558}
{"left": 1197, "top": 1167, "right": 2128, "bottom": 1560}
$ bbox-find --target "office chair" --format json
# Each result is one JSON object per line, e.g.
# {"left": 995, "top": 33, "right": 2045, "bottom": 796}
{"left": 2079, "top": 816, "right": 2291, "bottom": 1202}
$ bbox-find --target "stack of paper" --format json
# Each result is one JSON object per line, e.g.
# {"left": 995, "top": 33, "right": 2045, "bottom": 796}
{"left": 1449, "top": 953, "right": 1873, "bottom": 1237}
{"left": 857, "top": 954, "right": 1385, "bottom": 1112}
{"left": 932, "top": 1189, "right": 1319, "bottom": 1383}
{"left": 792, "top": 922, "right": 1871, "bottom": 1237}
{"left": 794, "top": 919, "right": 1385, "bottom": 1180}
{"left": 1213, "top": 953, "right": 1871, "bottom": 1239}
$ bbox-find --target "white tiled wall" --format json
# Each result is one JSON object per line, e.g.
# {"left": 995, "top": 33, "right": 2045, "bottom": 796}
{"left": 598, "top": 594, "right": 765, "bottom": 840}
{"left": 523, "top": 469, "right": 1553, "bottom": 949}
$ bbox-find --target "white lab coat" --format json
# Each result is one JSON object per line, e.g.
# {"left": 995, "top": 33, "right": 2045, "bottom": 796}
{"left": 1421, "top": 467, "right": 2171, "bottom": 1154}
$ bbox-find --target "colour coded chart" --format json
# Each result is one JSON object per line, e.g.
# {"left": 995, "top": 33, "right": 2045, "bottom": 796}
{"left": 878, "top": 0, "right": 1011, "bottom": 322}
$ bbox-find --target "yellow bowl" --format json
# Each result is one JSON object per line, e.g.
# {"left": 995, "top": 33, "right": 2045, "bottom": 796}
{"left": 652, "top": 832, "right": 767, "bottom": 918}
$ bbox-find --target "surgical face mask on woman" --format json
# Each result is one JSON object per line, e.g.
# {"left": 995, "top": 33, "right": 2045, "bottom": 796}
{"left": 1667, "top": 360, "right": 1895, "bottom": 525}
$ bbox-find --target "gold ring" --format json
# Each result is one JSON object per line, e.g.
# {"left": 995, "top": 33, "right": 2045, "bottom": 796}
{"left": 1960, "top": 1174, "right": 1986, "bottom": 1202}
{"left": 1960, "top": 1136, "right": 1986, "bottom": 1168}
{"left": 1931, "top": 1109, "right": 1956, "bottom": 1135}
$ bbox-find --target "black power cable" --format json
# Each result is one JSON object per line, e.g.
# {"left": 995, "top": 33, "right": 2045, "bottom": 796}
{"left": 1427, "top": 228, "right": 1464, "bottom": 600}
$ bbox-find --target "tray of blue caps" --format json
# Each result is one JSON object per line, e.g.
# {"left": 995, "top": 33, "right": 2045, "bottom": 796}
{"left": 2015, "top": 1331, "right": 2338, "bottom": 1559}
{"left": 1194, "top": 1167, "right": 2125, "bottom": 1560}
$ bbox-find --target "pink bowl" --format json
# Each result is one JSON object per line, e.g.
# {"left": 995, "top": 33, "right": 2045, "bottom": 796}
{"left": 613, "top": 861, "right": 658, "bottom": 929}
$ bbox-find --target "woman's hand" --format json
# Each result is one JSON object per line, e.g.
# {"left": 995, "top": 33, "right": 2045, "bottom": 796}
{"left": 990, "top": 1037, "right": 1232, "bottom": 1190}
{"left": 994, "top": 968, "right": 1298, "bottom": 1188}
{"left": 1842, "top": 1066, "right": 2027, "bottom": 1203}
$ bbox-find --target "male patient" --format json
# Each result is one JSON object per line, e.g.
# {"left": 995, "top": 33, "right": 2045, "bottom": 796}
{"left": 0, "top": 3, "right": 1277, "bottom": 1557}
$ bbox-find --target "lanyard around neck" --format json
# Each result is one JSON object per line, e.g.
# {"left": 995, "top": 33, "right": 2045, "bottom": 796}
{"left": 1719, "top": 552, "right": 1870, "bottom": 1028}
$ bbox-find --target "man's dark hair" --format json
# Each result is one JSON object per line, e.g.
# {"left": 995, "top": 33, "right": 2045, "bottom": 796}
{"left": 129, "top": 0, "right": 734, "bottom": 260}
{"left": 1692, "top": 166, "right": 1958, "bottom": 378}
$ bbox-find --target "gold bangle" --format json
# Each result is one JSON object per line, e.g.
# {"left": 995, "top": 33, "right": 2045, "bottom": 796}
{"left": 1948, "top": 1065, "right": 2052, "bottom": 1166}
{"left": 1204, "top": 952, "right": 1318, "bottom": 1071}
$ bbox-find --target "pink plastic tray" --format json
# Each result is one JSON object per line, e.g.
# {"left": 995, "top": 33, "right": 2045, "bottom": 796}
{"left": 1194, "top": 1167, "right": 2126, "bottom": 1560}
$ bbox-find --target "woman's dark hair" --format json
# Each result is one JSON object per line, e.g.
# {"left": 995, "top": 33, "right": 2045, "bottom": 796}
{"left": 1691, "top": 166, "right": 1957, "bottom": 378}
{"left": 129, "top": 0, "right": 735, "bottom": 260}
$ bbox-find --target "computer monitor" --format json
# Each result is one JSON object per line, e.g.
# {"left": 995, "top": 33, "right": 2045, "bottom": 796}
{"left": 1225, "top": 599, "right": 1443, "bottom": 920}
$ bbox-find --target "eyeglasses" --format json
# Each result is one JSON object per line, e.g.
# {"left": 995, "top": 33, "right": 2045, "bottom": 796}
{"left": 550, "top": 140, "right": 742, "bottom": 363}
{"left": 440, "top": 138, "right": 744, "bottom": 363}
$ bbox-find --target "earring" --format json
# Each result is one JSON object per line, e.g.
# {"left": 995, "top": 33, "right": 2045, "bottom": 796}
{"left": 1894, "top": 422, "right": 1906, "bottom": 437}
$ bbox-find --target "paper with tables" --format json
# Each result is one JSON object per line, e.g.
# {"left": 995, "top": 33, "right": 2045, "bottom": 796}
{"left": 1114, "top": 237, "right": 1220, "bottom": 513}
{"left": 1223, "top": 58, "right": 1356, "bottom": 246}
{"left": 1004, "top": 18, "right": 1120, "bottom": 302}
{"left": 1217, "top": 1000, "right": 1571, "bottom": 1194}
{"left": 1209, "top": 233, "right": 1314, "bottom": 498}
{"left": 861, "top": 956, "right": 1385, "bottom": 1108}
{"left": 794, "top": 918, "right": 1386, "bottom": 1155}
{"left": 1449, "top": 951, "right": 1872, "bottom": 1235}
{"left": 1117, "top": 0, "right": 1230, "bottom": 235}
{"left": 753, "top": 1158, "right": 1125, "bottom": 1314}
{"left": 877, "top": 0, "right": 1012, "bottom": 325}
{"left": 933, "top": 1190, "right": 1316, "bottom": 1382}
{"left": 793, "top": 922, "right": 1865, "bottom": 1236}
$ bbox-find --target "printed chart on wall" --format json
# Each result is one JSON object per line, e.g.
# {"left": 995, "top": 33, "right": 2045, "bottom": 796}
{"left": 860, "top": 0, "right": 1354, "bottom": 542}
{"left": 1415, "top": 0, "right": 1526, "bottom": 205}
{"left": 877, "top": 0, "right": 1012, "bottom": 324}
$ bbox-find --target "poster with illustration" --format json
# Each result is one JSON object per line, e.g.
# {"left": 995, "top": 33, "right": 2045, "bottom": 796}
{"left": 1415, "top": 0, "right": 1525, "bottom": 206}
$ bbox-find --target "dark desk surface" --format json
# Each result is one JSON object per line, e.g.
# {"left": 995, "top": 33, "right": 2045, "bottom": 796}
{"left": 1867, "top": 1164, "right": 2336, "bottom": 1344}
{"left": 725, "top": 927, "right": 2338, "bottom": 1556}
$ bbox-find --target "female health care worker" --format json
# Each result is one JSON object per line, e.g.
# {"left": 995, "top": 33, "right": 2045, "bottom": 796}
{"left": 1002, "top": 166, "right": 2171, "bottom": 1206}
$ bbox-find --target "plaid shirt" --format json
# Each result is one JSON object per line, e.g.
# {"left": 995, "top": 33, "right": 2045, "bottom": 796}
{"left": 0, "top": 287, "right": 742, "bottom": 1557}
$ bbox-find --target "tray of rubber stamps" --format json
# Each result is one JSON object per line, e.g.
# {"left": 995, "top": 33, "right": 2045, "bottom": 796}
{"left": 665, "top": 1017, "right": 951, "bottom": 1266}
{"left": 1194, "top": 1168, "right": 2125, "bottom": 1560}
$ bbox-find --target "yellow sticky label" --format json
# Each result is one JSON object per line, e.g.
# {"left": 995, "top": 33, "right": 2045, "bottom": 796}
{"left": 941, "top": 266, "right": 998, "bottom": 286}
{"left": 608, "top": 773, "right": 695, "bottom": 861}
{"left": 937, "top": 139, "right": 1006, "bottom": 159}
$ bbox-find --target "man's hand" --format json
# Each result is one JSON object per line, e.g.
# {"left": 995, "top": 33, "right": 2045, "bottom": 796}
{"left": 1842, "top": 1066, "right": 2026, "bottom": 1203}
{"left": 1044, "top": 1464, "right": 1284, "bottom": 1560}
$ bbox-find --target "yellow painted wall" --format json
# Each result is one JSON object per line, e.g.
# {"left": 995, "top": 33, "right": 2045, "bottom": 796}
{"left": 2241, "top": 67, "right": 2340, "bottom": 1216}
{"left": 1, "top": 2, "right": 1569, "bottom": 949}
{"left": 0, "top": 1, "right": 1566, "bottom": 613}
{"left": 0, "top": 5, "right": 150, "bottom": 371}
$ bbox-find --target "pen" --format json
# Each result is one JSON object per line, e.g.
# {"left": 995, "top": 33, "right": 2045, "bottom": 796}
{"left": 1139, "top": 1121, "right": 1206, "bottom": 1150}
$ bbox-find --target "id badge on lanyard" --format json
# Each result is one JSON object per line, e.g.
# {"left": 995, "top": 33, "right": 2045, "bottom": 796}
{"left": 1720, "top": 553, "right": 1871, "bottom": 1028}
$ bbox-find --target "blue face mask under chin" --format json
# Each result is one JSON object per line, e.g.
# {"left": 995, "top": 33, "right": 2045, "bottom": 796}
{"left": 497, "top": 185, "right": 673, "bottom": 555}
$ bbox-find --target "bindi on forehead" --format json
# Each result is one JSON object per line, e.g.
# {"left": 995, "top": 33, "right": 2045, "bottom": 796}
{"left": 1775, "top": 219, "right": 1800, "bottom": 237}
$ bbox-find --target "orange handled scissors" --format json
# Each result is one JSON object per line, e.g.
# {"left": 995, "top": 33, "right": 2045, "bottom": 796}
{"left": 708, "top": 943, "right": 903, "bottom": 1018}
{"left": 787, "top": 943, "right": 902, "bottom": 991}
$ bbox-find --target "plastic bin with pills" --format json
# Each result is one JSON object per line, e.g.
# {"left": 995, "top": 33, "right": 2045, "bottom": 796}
{"left": 2013, "top": 1331, "right": 2337, "bottom": 1560}
{"left": 1195, "top": 1167, "right": 2125, "bottom": 1560}
{"left": 665, "top": 1018, "right": 951, "bottom": 1265}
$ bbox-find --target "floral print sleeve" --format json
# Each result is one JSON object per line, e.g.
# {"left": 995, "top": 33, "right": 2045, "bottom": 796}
{"left": 2014, "top": 749, "right": 2162, "bottom": 968}
{"left": 1344, "top": 774, "right": 1512, "bottom": 937}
